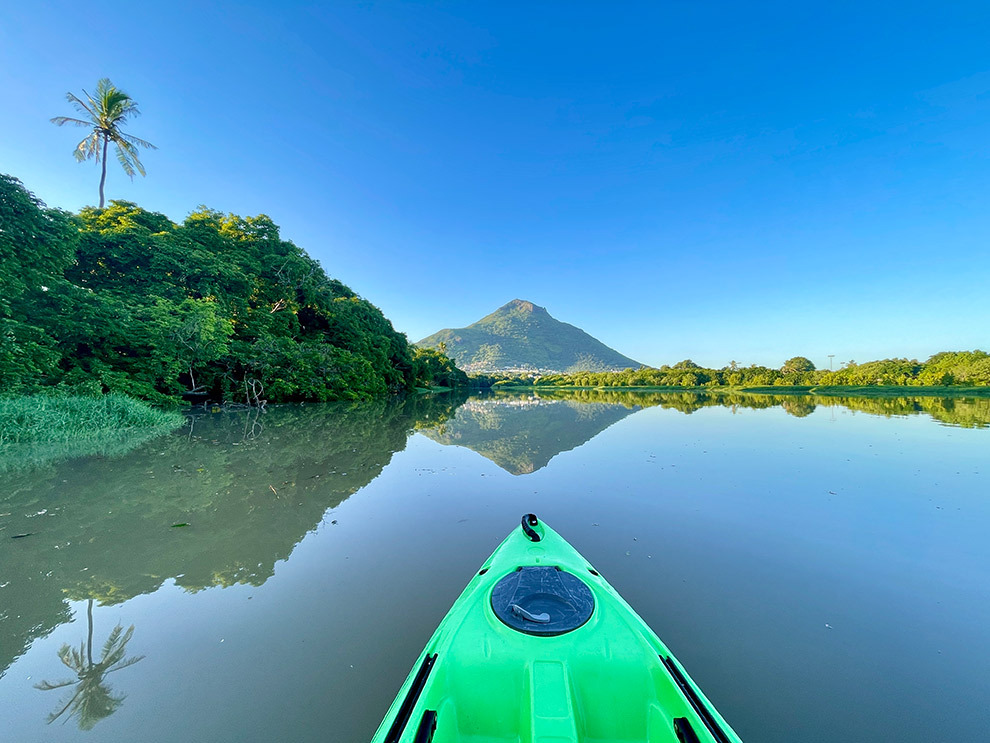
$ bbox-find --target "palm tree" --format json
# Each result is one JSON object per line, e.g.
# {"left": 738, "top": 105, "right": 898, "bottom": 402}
{"left": 50, "top": 78, "right": 156, "bottom": 208}
{"left": 35, "top": 600, "right": 144, "bottom": 730}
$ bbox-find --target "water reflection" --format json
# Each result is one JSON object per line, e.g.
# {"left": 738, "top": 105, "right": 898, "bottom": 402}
{"left": 415, "top": 389, "right": 990, "bottom": 475}
{"left": 419, "top": 394, "right": 639, "bottom": 474}
{"left": 0, "top": 393, "right": 465, "bottom": 678}
{"left": 516, "top": 388, "right": 990, "bottom": 428}
{"left": 3, "top": 388, "right": 987, "bottom": 684}
{"left": 35, "top": 600, "right": 143, "bottom": 730}
{"left": 0, "top": 424, "right": 181, "bottom": 474}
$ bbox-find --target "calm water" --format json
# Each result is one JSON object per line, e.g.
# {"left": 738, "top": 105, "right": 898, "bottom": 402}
{"left": 1, "top": 391, "right": 989, "bottom": 742}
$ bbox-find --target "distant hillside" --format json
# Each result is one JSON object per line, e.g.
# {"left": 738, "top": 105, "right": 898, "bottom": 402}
{"left": 417, "top": 299, "right": 642, "bottom": 373}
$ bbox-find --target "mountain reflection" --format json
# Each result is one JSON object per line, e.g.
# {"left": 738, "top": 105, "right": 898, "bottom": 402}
{"left": 419, "top": 393, "right": 639, "bottom": 474}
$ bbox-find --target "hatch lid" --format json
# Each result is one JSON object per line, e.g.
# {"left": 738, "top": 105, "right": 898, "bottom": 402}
{"left": 490, "top": 566, "right": 594, "bottom": 636}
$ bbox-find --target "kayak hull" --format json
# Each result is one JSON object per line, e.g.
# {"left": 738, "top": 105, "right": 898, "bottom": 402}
{"left": 370, "top": 515, "right": 743, "bottom": 743}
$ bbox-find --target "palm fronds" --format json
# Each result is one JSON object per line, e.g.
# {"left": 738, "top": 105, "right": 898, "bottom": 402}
{"left": 50, "top": 78, "right": 156, "bottom": 206}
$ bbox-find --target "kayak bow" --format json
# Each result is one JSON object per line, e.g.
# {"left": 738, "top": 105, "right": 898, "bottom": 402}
{"left": 371, "top": 514, "right": 743, "bottom": 743}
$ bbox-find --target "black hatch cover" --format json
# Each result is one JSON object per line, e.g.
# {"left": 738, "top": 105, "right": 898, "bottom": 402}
{"left": 491, "top": 566, "right": 594, "bottom": 636}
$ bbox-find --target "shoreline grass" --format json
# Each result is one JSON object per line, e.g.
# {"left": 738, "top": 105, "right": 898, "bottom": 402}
{"left": 0, "top": 394, "right": 184, "bottom": 471}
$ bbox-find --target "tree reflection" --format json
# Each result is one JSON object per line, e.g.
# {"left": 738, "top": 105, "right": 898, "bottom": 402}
{"left": 35, "top": 599, "right": 143, "bottom": 730}
{"left": 1, "top": 393, "right": 467, "bottom": 678}
{"left": 516, "top": 387, "right": 990, "bottom": 427}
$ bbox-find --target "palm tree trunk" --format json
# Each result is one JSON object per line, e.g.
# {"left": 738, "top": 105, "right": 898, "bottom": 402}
{"left": 99, "top": 135, "right": 108, "bottom": 208}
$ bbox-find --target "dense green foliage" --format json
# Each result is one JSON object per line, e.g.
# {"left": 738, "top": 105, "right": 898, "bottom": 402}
{"left": 0, "top": 174, "right": 462, "bottom": 401}
{"left": 495, "top": 350, "right": 990, "bottom": 390}
{"left": 411, "top": 346, "right": 469, "bottom": 389}
{"left": 418, "top": 298, "right": 642, "bottom": 373}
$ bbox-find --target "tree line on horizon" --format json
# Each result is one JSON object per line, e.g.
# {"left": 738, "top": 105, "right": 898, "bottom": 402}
{"left": 0, "top": 174, "right": 466, "bottom": 403}
{"left": 473, "top": 352, "right": 990, "bottom": 389}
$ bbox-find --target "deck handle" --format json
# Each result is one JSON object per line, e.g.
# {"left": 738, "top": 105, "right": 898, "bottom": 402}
{"left": 511, "top": 604, "right": 551, "bottom": 623}
{"left": 521, "top": 513, "right": 541, "bottom": 542}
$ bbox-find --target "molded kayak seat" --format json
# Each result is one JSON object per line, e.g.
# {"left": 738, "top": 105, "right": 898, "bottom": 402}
{"left": 371, "top": 514, "right": 743, "bottom": 743}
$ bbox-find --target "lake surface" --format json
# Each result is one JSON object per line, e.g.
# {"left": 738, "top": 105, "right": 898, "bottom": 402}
{"left": 2, "top": 390, "right": 988, "bottom": 742}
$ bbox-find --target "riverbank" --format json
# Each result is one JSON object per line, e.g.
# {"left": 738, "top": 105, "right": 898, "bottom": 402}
{"left": 493, "top": 384, "right": 990, "bottom": 398}
{"left": 740, "top": 385, "right": 990, "bottom": 397}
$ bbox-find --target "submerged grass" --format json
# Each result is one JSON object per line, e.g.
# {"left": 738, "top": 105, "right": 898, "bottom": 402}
{"left": 0, "top": 394, "right": 184, "bottom": 471}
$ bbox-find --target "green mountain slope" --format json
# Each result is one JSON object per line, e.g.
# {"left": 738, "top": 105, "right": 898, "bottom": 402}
{"left": 417, "top": 299, "right": 642, "bottom": 373}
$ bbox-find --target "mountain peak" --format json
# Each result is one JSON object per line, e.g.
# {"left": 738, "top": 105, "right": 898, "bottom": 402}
{"left": 499, "top": 299, "right": 545, "bottom": 314}
{"left": 418, "top": 301, "right": 643, "bottom": 374}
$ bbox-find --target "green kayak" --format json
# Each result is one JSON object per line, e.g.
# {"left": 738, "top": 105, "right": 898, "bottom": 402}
{"left": 371, "top": 514, "right": 743, "bottom": 743}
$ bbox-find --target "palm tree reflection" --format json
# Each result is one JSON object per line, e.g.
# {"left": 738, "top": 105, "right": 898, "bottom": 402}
{"left": 35, "top": 599, "right": 144, "bottom": 730}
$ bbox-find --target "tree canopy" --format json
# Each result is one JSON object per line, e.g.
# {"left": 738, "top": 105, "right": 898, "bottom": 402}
{"left": 782, "top": 356, "right": 816, "bottom": 373}
{"left": 484, "top": 351, "right": 990, "bottom": 391}
{"left": 0, "top": 174, "right": 463, "bottom": 401}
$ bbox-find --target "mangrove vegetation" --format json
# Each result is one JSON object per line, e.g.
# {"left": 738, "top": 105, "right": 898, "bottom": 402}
{"left": 0, "top": 173, "right": 465, "bottom": 404}
{"left": 477, "top": 351, "right": 990, "bottom": 392}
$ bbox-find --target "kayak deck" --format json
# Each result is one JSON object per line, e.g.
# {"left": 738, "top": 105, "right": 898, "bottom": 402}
{"left": 371, "top": 515, "right": 743, "bottom": 743}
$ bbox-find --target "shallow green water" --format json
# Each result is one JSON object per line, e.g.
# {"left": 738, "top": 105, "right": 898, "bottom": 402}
{"left": 1, "top": 391, "right": 988, "bottom": 742}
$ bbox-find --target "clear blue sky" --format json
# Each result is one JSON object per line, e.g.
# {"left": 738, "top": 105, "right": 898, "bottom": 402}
{"left": 2, "top": 1, "right": 989, "bottom": 369}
